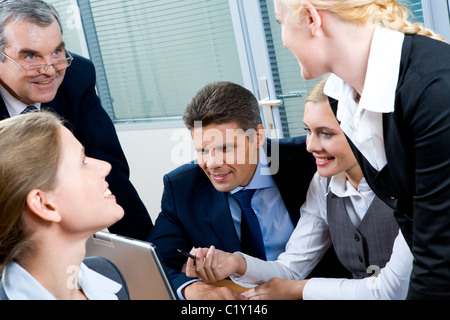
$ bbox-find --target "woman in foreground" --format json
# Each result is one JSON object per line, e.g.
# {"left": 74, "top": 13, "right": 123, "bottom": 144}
{"left": 0, "top": 112, "right": 128, "bottom": 300}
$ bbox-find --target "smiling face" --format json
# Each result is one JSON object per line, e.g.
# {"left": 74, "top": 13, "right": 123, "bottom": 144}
{"left": 303, "top": 100, "right": 361, "bottom": 182}
{"left": 0, "top": 19, "right": 66, "bottom": 105}
{"left": 192, "top": 122, "right": 265, "bottom": 193}
{"left": 47, "top": 126, "right": 124, "bottom": 236}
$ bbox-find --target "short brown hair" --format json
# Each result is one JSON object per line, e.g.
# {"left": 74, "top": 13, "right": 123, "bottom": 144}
{"left": 183, "top": 81, "right": 262, "bottom": 131}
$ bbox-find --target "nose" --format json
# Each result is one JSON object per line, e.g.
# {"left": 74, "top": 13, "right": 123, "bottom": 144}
{"left": 91, "top": 157, "right": 112, "bottom": 177}
{"left": 205, "top": 149, "right": 225, "bottom": 169}
{"left": 306, "top": 133, "right": 321, "bottom": 154}
{"left": 38, "top": 64, "right": 57, "bottom": 76}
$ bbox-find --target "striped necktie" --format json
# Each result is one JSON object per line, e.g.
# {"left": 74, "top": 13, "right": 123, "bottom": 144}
{"left": 21, "top": 106, "right": 39, "bottom": 114}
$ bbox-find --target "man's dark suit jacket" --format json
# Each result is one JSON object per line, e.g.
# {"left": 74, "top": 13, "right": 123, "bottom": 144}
{"left": 149, "top": 136, "right": 349, "bottom": 291}
{"left": 343, "top": 34, "right": 450, "bottom": 299}
{"left": 0, "top": 53, "right": 152, "bottom": 240}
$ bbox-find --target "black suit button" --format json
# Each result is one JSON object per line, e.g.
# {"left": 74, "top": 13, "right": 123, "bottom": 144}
{"left": 354, "top": 234, "right": 360, "bottom": 241}
{"left": 359, "top": 255, "right": 364, "bottom": 263}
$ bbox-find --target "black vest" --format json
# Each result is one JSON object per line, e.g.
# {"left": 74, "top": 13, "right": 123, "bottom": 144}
{"left": 327, "top": 191, "right": 399, "bottom": 279}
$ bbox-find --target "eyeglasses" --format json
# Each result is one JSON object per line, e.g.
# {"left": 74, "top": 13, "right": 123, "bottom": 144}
{"left": 1, "top": 50, "right": 73, "bottom": 76}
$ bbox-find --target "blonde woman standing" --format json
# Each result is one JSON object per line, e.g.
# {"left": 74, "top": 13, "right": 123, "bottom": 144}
{"left": 273, "top": 0, "right": 450, "bottom": 299}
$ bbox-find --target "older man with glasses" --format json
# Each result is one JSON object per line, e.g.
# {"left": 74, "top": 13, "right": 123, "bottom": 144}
{"left": 0, "top": 0, "right": 153, "bottom": 240}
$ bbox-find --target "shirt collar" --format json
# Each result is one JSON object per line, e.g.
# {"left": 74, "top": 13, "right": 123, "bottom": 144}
{"left": 324, "top": 26, "right": 404, "bottom": 114}
{"left": 78, "top": 263, "right": 122, "bottom": 300}
{"left": 0, "top": 84, "right": 41, "bottom": 117}
{"left": 2, "top": 261, "right": 121, "bottom": 300}
{"left": 2, "top": 261, "right": 55, "bottom": 300}
{"left": 326, "top": 172, "right": 370, "bottom": 198}
{"left": 230, "top": 147, "right": 275, "bottom": 194}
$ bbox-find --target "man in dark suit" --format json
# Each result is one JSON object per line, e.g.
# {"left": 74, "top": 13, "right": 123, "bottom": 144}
{"left": 0, "top": 0, "right": 152, "bottom": 240}
{"left": 148, "top": 81, "right": 346, "bottom": 299}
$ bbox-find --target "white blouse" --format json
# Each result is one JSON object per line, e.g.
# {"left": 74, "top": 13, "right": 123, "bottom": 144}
{"left": 2, "top": 261, "right": 122, "bottom": 300}
{"left": 231, "top": 173, "right": 413, "bottom": 300}
{"left": 324, "top": 26, "right": 405, "bottom": 171}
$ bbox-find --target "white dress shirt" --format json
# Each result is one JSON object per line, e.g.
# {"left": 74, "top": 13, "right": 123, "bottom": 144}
{"left": 228, "top": 148, "right": 294, "bottom": 261}
{"left": 0, "top": 84, "right": 41, "bottom": 116}
{"left": 2, "top": 261, "right": 122, "bottom": 300}
{"left": 324, "top": 26, "right": 405, "bottom": 171}
{"left": 231, "top": 172, "right": 414, "bottom": 300}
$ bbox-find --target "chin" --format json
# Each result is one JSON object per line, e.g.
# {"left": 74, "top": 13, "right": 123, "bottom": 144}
{"left": 211, "top": 181, "right": 235, "bottom": 193}
{"left": 30, "top": 84, "right": 61, "bottom": 103}
{"left": 212, "top": 185, "right": 233, "bottom": 193}
{"left": 300, "top": 65, "right": 326, "bottom": 81}
{"left": 114, "top": 207, "right": 125, "bottom": 221}
{"left": 105, "top": 205, "right": 125, "bottom": 226}
{"left": 301, "top": 69, "right": 320, "bottom": 81}
{"left": 317, "top": 168, "right": 334, "bottom": 179}
{"left": 36, "top": 93, "right": 58, "bottom": 103}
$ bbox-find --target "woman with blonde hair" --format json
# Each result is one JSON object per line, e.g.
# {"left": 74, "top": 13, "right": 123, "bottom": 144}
{"left": 272, "top": 0, "right": 450, "bottom": 299}
{"left": 0, "top": 112, "right": 128, "bottom": 300}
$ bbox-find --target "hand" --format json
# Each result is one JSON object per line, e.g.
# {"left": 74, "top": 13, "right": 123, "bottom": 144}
{"left": 241, "top": 278, "right": 308, "bottom": 300}
{"left": 183, "top": 281, "right": 248, "bottom": 300}
{"left": 184, "top": 246, "right": 247, "bottom": 283}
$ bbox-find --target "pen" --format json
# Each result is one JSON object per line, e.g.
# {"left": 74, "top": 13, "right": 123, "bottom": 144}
{"left": 177, "top": 249, "right": 196, "bottom": 260}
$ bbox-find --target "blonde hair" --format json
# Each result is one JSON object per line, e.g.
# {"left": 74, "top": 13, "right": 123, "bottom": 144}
{"left": 305, "top": 77, "right": 329, "bottom": 105}
{"left": 0, "top": 112, "right": 63, "bottom": 268}
{"left": 283, "top": 0, "right": 446, "bottom": 42}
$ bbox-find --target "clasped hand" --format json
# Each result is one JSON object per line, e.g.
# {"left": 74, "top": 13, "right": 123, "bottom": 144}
{"left": 183, "top": 245, "right": 307, "bottom": 300}
{"left": 184, "top": 245, "right": 246, "bottom": 283}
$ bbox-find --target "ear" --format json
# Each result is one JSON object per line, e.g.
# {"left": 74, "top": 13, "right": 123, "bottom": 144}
{"left": 256, "top": 124, "right": 266, "bottom": 149}
{"left": 301, "top": 0, "right": 323, "bottom": 36}
{"left": 26, "top": 189, "right": 62, "bottom": 223}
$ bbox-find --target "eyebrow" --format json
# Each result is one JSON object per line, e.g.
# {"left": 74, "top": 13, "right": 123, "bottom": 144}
{"left": 17, "top": 41, "right": 66, "bottom": 58}
{"left": 303, "top": 122, "right": 334, "bottom": 132}
{"left": 195, "top": 143, "right": 236, "bottom": 152}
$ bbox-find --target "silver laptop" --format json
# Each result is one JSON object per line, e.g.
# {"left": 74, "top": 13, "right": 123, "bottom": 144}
{"left": 85, "top": 231, "right": 177, "bottom": 300}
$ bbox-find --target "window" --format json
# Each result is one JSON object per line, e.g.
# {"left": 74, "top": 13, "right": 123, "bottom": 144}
{"left": 49, "top": 0, "right": 449, "bottom": 133}
{"left": 50, "top": 0, "right": 244, "bottom": 123}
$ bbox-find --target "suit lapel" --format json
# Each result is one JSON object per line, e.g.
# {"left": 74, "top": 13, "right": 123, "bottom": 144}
{"left": 200, "top": 181, "right": 242, "bottom": 253}
{"left": 0, "top": 97, "right": 10, "bottom": 120}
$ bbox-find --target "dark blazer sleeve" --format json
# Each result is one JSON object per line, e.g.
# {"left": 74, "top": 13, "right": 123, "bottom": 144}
{"left": 147, "top": 171, "right": 197, "bottom": 290}
{"left": 45, "top": 53, "right": 152, "bottom": 240}
{"left": 386, "top": 35, "right": 450, "bottom": 299}
{"left": 83, "top": 256, "right": 130, "bottom": 300}
{"left": 147, "top": 164, "right": 241, "bottom": 291}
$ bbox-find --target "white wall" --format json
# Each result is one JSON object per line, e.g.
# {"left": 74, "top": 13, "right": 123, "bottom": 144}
{"left": 116, "top": 124, "right": 195, "bottom": 222}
